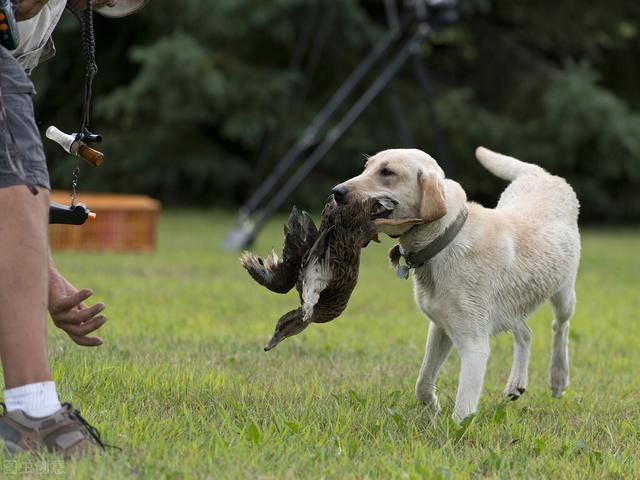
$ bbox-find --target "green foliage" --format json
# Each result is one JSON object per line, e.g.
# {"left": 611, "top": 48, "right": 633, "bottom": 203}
{"left": 433, "top": 62, "right": 640, "bottom": 219}
{"left": 1, "top": 212, "right": 638, "bottom": 477}
{"left": 30, "top": 0, "right": 640, "bottom": 220}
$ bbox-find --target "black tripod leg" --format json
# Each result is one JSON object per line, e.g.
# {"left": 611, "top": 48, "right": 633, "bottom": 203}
{"left": 251, "top": 28, "right": 429, "bottom": 235}
{"left": 235, "top": 12, "right": 418, "bottom": 218}
{"left": 223, "top": 13, "right": 419, "bottom": 250}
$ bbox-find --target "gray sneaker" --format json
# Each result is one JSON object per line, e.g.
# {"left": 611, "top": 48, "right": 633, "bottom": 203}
{"left": 0, "top": 403, "right": 109, "bottom": 460}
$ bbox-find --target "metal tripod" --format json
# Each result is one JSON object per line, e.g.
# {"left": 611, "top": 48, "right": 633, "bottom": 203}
{"left": 223, "top": 0, "right": 457, "bottom": 250}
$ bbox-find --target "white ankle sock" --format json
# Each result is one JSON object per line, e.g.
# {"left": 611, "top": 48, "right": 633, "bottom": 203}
{"left": 4, "top": 381, "right": 62, "bottom": 418}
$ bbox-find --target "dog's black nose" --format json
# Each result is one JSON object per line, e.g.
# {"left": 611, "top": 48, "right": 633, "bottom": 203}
{"left": 331, "top": 185, "right": 349, "bottom": 204}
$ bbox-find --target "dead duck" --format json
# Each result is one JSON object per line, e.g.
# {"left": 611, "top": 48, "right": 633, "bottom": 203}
{"left": 240, "top": 196, "right": 378, "bottom": 351}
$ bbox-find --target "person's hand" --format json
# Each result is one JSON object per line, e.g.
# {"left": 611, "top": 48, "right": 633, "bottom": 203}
{"left": 68, "top": 0, "right": 118, "bottom": 10}
{"left": 48, "top": 267, "right": 107, "bottom": 347}
{"left": 15, "top": 0, "right": 50, "bottom": 21}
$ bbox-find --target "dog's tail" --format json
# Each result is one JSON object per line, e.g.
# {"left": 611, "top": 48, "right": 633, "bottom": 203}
{"left": 475, "top": 146, "right": 544, "bottom": 182}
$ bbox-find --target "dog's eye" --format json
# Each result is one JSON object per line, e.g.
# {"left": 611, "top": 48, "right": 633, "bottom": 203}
{"left": 379, "top": 168, "right": 395, "bottom": 177}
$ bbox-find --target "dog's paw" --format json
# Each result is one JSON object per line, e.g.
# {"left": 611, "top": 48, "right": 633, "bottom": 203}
{"left": 504, "top": 376, "right": 527, "bottom": 401}
{"left": 549, "top": 366, "right": 569, "bottom": 398}
{"left": 505, "top": 386, "right": 526, "bottom": 401}
{"left": 549, "top": 377, "right": 568, "bottom": 398}
{"left": 422, "top": 400, "right": 441, "bottom": 416}
{"left": 416, "top": 392, "right": 441, "bottom": 413}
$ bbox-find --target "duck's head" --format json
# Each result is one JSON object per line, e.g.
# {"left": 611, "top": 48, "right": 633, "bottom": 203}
{"left": 264, "top": 308, "right": 309, "bottom": 352}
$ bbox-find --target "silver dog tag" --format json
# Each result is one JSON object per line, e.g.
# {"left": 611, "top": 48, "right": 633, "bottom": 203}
{"left": 396, "top": 265, "right": 410, "bottom": 280}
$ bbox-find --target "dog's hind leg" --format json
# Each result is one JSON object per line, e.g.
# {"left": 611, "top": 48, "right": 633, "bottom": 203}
{"left": 504, "top": 322, "right": 532, "bottom": 400}
{"left": 415, "top": 322, "right": 453, "bottom": 413}
{"left": 548, "top": 284, "right": 576, "bottom": 398}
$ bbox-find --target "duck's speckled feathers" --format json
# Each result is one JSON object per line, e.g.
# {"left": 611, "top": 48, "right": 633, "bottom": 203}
{"left": 301, "top": 197, "right": 377, "bottom": 324}
{"left": 241, "top": 196, "right": 377, "bottom": 350}
{"left": 240, "top": 207, "right": 318, "bottom": 294}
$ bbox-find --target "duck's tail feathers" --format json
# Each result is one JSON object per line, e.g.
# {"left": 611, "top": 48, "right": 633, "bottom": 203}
{"left": 475, "top": 146, "right": 544, "bottom": 182}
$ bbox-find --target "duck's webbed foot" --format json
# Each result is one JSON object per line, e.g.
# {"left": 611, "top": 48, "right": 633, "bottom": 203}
{"left": 240, "top": 250, "right": 291, "bottom": 292}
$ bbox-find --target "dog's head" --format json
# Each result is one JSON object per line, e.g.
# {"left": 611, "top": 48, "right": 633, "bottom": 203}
{"left": 332, "top": 149, "right": 449, "bottom": 237}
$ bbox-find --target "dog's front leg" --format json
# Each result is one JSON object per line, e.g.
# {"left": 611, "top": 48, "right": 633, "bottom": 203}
{"left": 415, "top": 321, "right": 453, "bottom": 412}
{"left": 453, "top": 338, "right": 490, "bottom": 422}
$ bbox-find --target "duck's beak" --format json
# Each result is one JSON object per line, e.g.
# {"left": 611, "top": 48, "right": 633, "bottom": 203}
{"left": 263, "top": 334, "right": 282, "bottom": 352}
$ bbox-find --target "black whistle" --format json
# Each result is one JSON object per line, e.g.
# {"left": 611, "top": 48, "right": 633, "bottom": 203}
{"left": 49, "top": 202, "right": 95, "bottom": 225}
{"left": 80, "top": 132, "right": 103, "bottom": 144}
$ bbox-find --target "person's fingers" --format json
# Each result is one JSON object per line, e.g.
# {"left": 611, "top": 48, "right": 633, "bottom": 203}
{"left": 66, "top": 315, "right": 107, "bottom": 336}
{"left": 51, "top": 289, "right": 93, "bottom": 314}
{"left": 54, "top": 302, "right": 105, "bottom": 325}
{"left": 69, "top": 333, "right": 104, "bottom": 347}
{"left": 71, "top": 301, "right": 88, "bottom": 313}
{"left": 58, "top": 315, "right": 107, "bottom": 336}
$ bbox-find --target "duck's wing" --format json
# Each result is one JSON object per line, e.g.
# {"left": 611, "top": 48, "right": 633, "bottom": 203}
{"left": 299, "top": 226, "right": 333, "bottom": 322}
{"left": 240, "top": 207, "right": 317, "bottom": 294}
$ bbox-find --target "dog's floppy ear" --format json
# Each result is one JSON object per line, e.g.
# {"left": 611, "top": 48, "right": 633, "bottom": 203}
{"left": 418, "top": 171, "right": 447, "bottom": 222}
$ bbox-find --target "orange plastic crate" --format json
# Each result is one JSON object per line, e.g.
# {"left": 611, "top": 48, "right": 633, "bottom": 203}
{"left": 49, "top": 191, "right": 161, "bottom": 252}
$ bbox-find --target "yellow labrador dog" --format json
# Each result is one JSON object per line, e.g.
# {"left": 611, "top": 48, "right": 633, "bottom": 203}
{"left": 332, "top": 147, "right": 580, "bottom": 421}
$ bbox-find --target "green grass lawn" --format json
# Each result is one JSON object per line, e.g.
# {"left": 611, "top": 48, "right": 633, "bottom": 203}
{"left": 2, "top": 212, "right": 639, "bottom": 479}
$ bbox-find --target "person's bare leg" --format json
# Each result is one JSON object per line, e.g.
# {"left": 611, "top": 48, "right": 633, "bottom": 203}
{"left": 0, "top": 185, "right": 51, "bottom": 389}
{"left": 0, "top": 185, "right": 108, "bottom": 457}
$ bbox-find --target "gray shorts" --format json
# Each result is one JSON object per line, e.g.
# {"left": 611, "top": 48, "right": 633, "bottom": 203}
{"left": 0, "top": 47, "right": 50, "bottom": 190}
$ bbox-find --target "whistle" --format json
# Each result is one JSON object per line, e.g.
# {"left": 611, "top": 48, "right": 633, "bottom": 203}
{"left": 46, "top": 126, "right": 104, "bottom": 167}
{"left": 49, "top": 202, "right": 96, "bottom": 225}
